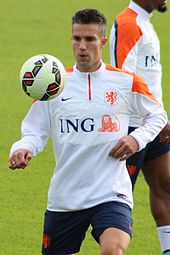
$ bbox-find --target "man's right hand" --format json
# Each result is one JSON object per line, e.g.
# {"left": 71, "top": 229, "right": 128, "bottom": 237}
{"left": 8, "top": 149, "right": 32, "bottom": 170}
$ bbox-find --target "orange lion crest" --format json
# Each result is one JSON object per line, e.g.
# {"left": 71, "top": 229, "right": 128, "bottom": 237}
{"left": 98, "top": 114, "right": 120, "bottom": 132}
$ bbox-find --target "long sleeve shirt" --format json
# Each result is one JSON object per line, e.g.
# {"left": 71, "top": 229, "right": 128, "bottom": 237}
{"left": 10, "top": 63, "right": 167, "bottom": 211}
{"left": 110, "top": 1, "right": 163, "bottom": 127}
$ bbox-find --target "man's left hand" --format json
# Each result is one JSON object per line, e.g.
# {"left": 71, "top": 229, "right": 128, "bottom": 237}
{"left": 109, "top": 135, "right": 139, "bottom": 161}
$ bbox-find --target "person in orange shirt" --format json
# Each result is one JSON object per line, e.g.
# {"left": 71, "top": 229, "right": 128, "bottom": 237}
{"left": 110, "top": 1, "right": 170, "bottom": 254}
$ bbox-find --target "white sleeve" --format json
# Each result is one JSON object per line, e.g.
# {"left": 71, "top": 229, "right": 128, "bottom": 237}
{"left": 10, "top": 101, "right": 51, "bottom": 157}
{"left": 128, "top": 74, "right": 167, "bottom": 151}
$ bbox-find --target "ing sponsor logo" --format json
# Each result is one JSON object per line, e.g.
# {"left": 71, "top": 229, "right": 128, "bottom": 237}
{"left": 59, "top": 114, "right": 120, "bottom": 133}
{"left": 144, "top": 55, "right": 159, "bottom": 67}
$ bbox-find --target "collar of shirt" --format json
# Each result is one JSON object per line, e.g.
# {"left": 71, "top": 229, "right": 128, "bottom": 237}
{"left": 74, "top": 61, "right": 105, "bottom": 77}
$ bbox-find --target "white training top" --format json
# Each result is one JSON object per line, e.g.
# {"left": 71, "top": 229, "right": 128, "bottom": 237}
{"left": 110, "top": 1, "right": 163, "bottom": 127}
{"left": 10, "top": 63, "right": 167, "bottom": 211}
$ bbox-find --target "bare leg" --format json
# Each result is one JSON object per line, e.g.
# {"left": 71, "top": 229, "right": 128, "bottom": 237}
{"left": 142, "top": 151, "right": 170, "bottom": 252}
{"left": 99, "top": 227, "right": 130, "bottom": 255}
{"left": 142, "top": 152, "right": 170, "bottom": 226}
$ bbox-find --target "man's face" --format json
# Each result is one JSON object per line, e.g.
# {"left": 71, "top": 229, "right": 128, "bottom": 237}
{"left": 157, "top": 0, "right": 168, "bottom": 12}
{"left": 152, "top": 0, "right": 168, "bottom": 12}
{"left": 72, "top": 23, "right": 107, "bottom": 72}
{"left": 136, "top": 0, "right": 168, "bottom": 13}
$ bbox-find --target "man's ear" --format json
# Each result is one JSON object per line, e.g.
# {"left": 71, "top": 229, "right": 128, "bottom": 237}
{"left": 101, "top": 36, "right": 108, "bottom": 48}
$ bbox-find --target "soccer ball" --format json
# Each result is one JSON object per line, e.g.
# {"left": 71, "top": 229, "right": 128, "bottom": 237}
{"left": 19, "top": 54, "right": 66, "bottom": 101}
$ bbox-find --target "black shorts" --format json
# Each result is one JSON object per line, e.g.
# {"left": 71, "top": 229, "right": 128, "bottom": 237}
{"left": 127, "top": 126, "right": 170, "bottom": 187}
{"left": 42, "top": 201, "right": 133, "bottom": 255}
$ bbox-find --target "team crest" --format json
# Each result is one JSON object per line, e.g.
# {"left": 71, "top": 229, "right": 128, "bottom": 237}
{"left": 127, "top": 165, "right": 136, "bottom": 176}
{"left": 43, "top": 234, "right": 51, "bottom": 249}
{"left": 104, "top": 90, "right": 119, "bottom": 106}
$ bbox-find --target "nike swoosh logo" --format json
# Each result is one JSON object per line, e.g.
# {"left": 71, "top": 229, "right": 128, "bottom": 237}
{"left": 162, "top": 231, "right": 170, "bottom": 233}
{"left": 61, "top": 97, "right": 72, "bottom": 101}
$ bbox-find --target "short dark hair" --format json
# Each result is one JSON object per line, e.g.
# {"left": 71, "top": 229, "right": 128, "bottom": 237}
{"left": 72, "top": 8, "right": 107, "bottom": 35}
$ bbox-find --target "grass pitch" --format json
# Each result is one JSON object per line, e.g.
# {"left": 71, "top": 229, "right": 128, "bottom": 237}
{"left": 0, "top": 0, "right": 170, "bottom": 254}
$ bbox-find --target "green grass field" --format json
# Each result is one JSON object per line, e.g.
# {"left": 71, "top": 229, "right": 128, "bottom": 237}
{"left": 0, "top": 0, "right": 170, "bottom": 254}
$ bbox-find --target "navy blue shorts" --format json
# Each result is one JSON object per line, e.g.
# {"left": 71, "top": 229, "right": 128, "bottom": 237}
{"left": 127, "top": 126, "right": 170, "bottom": 187}
{"left": 42, "top": 201, "right": 132, "bottom": 255}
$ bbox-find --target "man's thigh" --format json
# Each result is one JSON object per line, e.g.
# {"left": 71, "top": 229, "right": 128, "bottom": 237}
{"left": 91, "top": 201, "right": 133, "bottom": 242}
{"left": 127, "top": 127, "right": 170, "bottom": 189}
{"left": 142, "top": 151, "right": 170, "bottom": 192}
{"left": 99, "top": 228, "right": 130, "bottom": 255}
{"left": 142, "top": 134, "right": 170, "bottom": 190}
{"left": 42, "top": 210, "right": 90, "bottom": 255}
